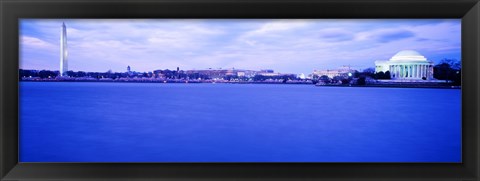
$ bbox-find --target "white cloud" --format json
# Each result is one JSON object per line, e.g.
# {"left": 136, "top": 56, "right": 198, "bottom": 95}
{"left": 355, "top": 28, "right": 415, "bottom": 42}
{"left": 19, "top": 19, "right": 461, "bottom": 74}
{"left": 250, "top": 20, "right": 310, "bottom": 34}
{"left": 21, "top": 36, "right": 56, "bottom": 49}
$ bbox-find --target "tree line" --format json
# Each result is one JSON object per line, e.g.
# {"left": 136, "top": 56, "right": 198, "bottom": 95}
{"left": 19, "top": 69, "right": 299, "bottom": 82}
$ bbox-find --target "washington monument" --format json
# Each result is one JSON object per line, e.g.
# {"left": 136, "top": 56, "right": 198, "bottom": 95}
{"left": 60, "top": 22, "right": 68, "bottom": 76}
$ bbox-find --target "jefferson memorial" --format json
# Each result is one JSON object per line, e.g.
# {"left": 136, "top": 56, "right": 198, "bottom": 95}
{"left": 375, "top": 50, "right": 434, "bottom": 80}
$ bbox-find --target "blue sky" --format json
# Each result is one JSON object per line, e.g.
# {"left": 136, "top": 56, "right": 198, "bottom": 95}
{"left": 20, "top": 19, "right": 461, "bottom": 74}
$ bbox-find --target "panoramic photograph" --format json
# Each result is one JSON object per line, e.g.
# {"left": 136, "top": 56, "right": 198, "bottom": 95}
{"left": 19, "top": 19, "right": 461, "bottom": 162}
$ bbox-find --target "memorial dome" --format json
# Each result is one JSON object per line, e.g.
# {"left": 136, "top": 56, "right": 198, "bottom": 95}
{"left": 389, "top": 50, "right": 428, "bottom": 62}
{"left": 375, "top": 50, "right": 434, "bottom": 80}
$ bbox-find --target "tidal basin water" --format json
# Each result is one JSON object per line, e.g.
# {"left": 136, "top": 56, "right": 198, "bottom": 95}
{"left": 19, "top": 82, "right": 461, "bottom": 162}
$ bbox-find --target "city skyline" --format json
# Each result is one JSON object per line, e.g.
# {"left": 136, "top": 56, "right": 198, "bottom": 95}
{"left": 20, "top": 19, "right": 461, "bottom": 74}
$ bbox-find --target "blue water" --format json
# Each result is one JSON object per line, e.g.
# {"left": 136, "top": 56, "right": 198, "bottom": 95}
{"left": 19, "top": 82, "right": 461, "bottom": 162}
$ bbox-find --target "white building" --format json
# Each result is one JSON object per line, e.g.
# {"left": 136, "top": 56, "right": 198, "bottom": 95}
{"left": 297, "top": 73, "right": 306, "bottom": 79}
{"left": 258, "top": 72, "right": 281, "bottom": 76}
{"left": 313, "top": 66, "right": 356, "bottom": 78}
{"left": 375, "top": 50, "right": 434, "bottom": 80}
{"left": 237, "top": 71, "right": 246, "bottom": 77}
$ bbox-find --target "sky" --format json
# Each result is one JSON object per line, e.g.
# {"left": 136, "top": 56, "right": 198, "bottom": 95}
{"left": 20, "top": 19, "right": 461, "bottom": 74}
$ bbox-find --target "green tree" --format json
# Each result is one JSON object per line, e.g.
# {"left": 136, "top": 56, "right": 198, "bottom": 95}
{"left": 384, "top": 71, "right": 391, "bottom": 79}
{"left": 375, "top": 71, "right": 385, "bottom": 79}
{"left": 357, "top": 76, "right": 366, "bottom": 85}
{"left": 434, "top": 59, "right": 461, "bottom": 85}
{"left": 341, "top": 78, "right": 350, "bottom": 85}
{"left": 332, "top": 76, "right": 343, "bottom": 83}
{"left": 363, "top": 67, "right": 376, "bottom": 74}
{"left": 319, "top": 75, "right": 330, "bottom": 84}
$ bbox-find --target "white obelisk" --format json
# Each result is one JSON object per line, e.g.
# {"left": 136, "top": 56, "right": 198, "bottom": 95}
{"left": 60, "top": 22, "right": 68, "bottom": 76}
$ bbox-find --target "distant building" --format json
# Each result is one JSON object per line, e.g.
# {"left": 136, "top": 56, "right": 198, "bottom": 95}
{"left": 375, "top": 50, "right": 434, "bottom": 80}
{"left": 243, "top": 70, "right": 257, "bottom": 77}
{"left": 185, "top": 68, "right": 258, "bottom": 79}
{"left": 237, "top": 71, "right": 246, "bottom": 77}
{"left": 226, "top": 69, "right": 235, "bottom": 76}
{"left": 313, "top": 66, "right": 356, "bottom": 78}
{"left": 260, "top": 69, "right": 274, "bottom": 73}
{"left": 258, "top": 72, "right": 281, "bottom": 76}
{"left": 127, "top": 66, "right": 131, "bottom": 73}
{"left": 297, "top": 73, "right": 306, "bottom": 79}
{"left": 257, "top": 69, "right": 284, "bottom": 76}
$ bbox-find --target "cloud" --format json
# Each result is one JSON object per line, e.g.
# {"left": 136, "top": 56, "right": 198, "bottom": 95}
{"left": 245, "top": 20, "right": 311, "bottom": 36}
{"left": 416, "top": 38, "right": 430, "bottom": 42}
{"left": 356, "top": 29, "right": 415, "bottom": 43}
{"left": 237, "top": 20, "right": 313, "bottom": 47}
{"left": 21, "top": 36, "right": 56, "bottom": 49}
{"left": 318, "top": 28, "right": 355, "bottom": 42}
{"left": 19, "top": 19, "right": 461, "bottom": 74}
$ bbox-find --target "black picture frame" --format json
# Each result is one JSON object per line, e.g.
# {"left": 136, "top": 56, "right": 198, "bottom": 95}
{"left": 1, "top": 0, "right": 479, "bottom": 180}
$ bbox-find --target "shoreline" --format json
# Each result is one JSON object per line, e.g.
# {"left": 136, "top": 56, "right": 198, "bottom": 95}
{"left": 19, "top": 80, "right": 312, "bottom": 84}
{"left": 314, "top": 84, "right": 460, "bottom": 89}
{"left": 19, "top": 80, "right": 460, "bottom": 89}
